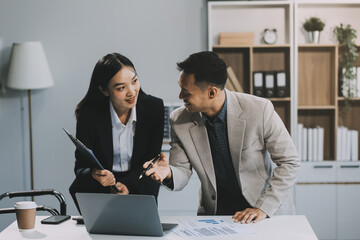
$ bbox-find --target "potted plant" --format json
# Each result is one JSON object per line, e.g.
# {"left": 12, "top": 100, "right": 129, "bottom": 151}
{"left": 303, "top": 17, "right": 325, "bottom": 44}
{"left": 333, "top": 23, "right": 358, "bottom": 109}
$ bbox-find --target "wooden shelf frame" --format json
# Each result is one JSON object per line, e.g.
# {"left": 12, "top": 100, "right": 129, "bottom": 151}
{"left": 297, "top": 46, "right": 338, "bottom": 107}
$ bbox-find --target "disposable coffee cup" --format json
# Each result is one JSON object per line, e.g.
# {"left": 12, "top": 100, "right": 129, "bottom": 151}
{"left": 14, "top": 201, "right": 37, "bottom": 231}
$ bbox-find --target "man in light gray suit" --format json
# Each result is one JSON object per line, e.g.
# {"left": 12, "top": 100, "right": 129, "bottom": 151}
{"left": 144, "top": 51, "right": 300, "bottom": 224}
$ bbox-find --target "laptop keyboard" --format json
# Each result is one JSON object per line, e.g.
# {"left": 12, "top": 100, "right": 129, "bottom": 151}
{"left": 162, "top": 223, "right": 178, "bottom": 232}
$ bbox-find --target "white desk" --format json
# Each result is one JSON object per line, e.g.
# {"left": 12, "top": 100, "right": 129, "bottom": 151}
{"left": 0, "top": 215, "right": 317, "bottom": 240}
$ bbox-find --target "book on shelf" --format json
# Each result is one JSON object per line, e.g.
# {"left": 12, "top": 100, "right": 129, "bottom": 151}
{"left": 346, "top": 128, "right": 351, "bottom": 160}
{"left": 318, "top": 127, "right": 324, "bottom": 161}
{"left": 341, "top": 126, "right": 348, "bottom": 161}
{"left": 350, "top": 130, "right": 359, "bottom": 161}
{"left": 302, "top": 127, "right": 308, "bottom": 161}
{"left": 337, "top": 126, "right": 359, "bottom": 161}
{"left": 298, "top": 124, "right": 324, "bottom": 161}
{"left": 313, "top": 127, "right": 319, "bottom": 161}
{"left": 339, "top": 126, "right": 347, "bottom": 161}
{"left": 227, "top": 67, "right": 244, "bottom": 92}
{"left": 297, "top": 123, "right": 303, "bottom": 160}
{"left": 357, "top": 67, "right": 360, "bottom": 97}
{"left": 308, "top": 128, "right": 313, "bottom": 161}
{"left": 337, "top": 127, "right": 342, "bottom": 161}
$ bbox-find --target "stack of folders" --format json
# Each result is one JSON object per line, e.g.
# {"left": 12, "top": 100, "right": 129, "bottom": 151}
{"left": 163, "top": 103, "right": 182, "bottom": 141}
{"left": 341, "top": 67, "right": 360, "bottom": 98}
{"left": 253, "top": 71, "right": 288, "bottom": 98}
{"left": 296, "top": 124, "right": 324, "bottom": 161}
{"left": 336, "top": 126, "right": 359, "bottom": 161}
{"left": 225, "top": 67, "right": 244, "bottom": 92}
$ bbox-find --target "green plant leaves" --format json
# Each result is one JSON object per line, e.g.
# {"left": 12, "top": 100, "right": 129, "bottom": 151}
{"left": 303, "top": 17, "right": 325, "bottom": 31}
{"left": 334, "top": 23, "right": 358, "bottom": 110}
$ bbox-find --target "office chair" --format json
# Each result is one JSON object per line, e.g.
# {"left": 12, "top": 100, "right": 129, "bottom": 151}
{"left": 0, "top": 189, "right": 66, "bottom": 216}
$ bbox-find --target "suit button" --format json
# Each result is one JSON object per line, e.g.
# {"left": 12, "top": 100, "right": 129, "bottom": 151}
{"left": 211, "top": 195, "right": 216, "bottom": 200}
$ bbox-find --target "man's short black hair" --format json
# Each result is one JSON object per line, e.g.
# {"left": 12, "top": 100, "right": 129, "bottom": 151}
{"left": 177, "top": 51, "right": 227, "bottom": 89}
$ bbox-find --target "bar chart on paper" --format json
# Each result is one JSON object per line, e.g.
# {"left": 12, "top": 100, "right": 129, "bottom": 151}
{"left": 172, "top": 217, "right": 257, "bottom": 238}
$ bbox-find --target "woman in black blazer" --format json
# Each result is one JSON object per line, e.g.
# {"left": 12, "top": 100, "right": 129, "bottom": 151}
{"left": 69, "top": 53, "right": 164, "bottom": 212}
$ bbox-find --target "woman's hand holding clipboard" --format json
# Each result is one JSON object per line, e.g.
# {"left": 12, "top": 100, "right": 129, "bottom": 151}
{"left": 63, "top": 128, "right": 121, "bottom": 193}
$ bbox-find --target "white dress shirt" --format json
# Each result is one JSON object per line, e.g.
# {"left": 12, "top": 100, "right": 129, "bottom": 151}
{"left": 109, "top": 101, "right": 136, "bottom": 172}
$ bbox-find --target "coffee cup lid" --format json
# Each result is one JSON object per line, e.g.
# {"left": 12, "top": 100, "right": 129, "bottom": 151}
{"left": 14, "top": 201, "right": 37, "bottom": 209}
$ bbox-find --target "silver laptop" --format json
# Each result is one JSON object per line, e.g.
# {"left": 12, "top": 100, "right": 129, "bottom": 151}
{"left": 76, "top": 193, "right": 178, "bottom": 236}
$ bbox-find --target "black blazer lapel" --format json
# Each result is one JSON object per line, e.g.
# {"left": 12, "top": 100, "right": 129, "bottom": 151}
{"left": 131, "top": 94, "right": 146, "bottom": 167}
{"left": 98, "top": 100, "right": 114, "bottom": 171}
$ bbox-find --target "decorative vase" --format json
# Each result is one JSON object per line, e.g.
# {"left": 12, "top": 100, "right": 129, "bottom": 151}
{"left": 308, "top": 31, "right": 320, "bottom": 44}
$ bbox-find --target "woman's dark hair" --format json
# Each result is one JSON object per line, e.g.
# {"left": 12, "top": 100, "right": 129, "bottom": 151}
{"left": 75, "top": 53, "right": 137, "bottom": 119}
{"left": 176, "top": 51, "right": 227, "bottom": 89}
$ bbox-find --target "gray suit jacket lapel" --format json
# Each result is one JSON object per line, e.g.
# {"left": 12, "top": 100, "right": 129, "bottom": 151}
{"left": 189, "top": 113, "right": 217, "bottom": 190}
{"left": 187, "top": 91, "right": 245, "bottom": 191}
{"left": 226, "top": 90, "right": 246, "bottom": 184}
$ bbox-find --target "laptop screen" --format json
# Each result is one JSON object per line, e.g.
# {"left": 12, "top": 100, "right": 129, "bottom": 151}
{"left": 76, "top": 193, "right": 177, "bottom": 236}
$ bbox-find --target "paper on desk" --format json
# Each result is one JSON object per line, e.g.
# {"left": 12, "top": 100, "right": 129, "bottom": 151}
{"left": 173, "top": 217, "right": 257, "bottom": 238}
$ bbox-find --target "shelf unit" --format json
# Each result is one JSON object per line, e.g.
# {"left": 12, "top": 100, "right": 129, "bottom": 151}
{"left": 208, "top": 2, "right": 360, "bottom": 239}
{"left": 295, "top": 1, "right": 360, "bottom": 161}
{"left": 208, "top": 1, "right": 294, "bottom": 133}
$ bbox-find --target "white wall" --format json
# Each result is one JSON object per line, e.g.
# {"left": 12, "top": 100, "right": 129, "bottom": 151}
{"left": 0, "top": 0, "right": 207, "bottom": 231}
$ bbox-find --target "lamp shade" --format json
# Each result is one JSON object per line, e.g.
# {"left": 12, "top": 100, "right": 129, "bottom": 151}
{"left": 7, "top": 41, "right": 54, "bottom": 90}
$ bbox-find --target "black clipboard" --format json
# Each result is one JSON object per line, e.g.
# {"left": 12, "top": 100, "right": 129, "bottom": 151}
{"left": 63, "top": 128, "right": 104, "bottom": 170}
{"left": 63, "top": 128, "right": 121, "bottom": 193}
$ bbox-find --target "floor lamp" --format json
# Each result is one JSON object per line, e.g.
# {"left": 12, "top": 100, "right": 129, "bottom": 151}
{"left": 6, "top": 42, "right": 54, "bottom": 192}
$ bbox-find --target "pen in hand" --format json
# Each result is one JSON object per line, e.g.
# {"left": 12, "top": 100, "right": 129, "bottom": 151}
{"left": 139, "top": 154, "right": 161, "bottom": 179}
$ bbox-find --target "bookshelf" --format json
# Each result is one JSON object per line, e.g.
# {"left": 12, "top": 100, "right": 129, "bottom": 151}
{"left": 295, "top": 1, "right": 360, "bottom": 162}
{"left": 208, "top": 1, "right": 360, "bottom": 239}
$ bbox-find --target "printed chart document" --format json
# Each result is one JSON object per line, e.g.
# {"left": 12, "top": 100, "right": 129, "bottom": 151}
{"left": 173, "top": 216, "right": 257, "bottom": 238}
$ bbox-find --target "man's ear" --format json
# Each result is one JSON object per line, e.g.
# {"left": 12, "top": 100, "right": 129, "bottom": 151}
{"left": 209, "top": 87, "right": 218, "bottom": 99}
{"left": 98, "top": 86, "right": 109, "bottom": 96}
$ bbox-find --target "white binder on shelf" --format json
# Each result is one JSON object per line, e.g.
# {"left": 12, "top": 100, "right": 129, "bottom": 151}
{"left": 350, "top": 130, "right": 359, "bottom": 161}
{"left": 346, "top": 128, "right": 351, "bottom": 161}
{"left": 313, "top": 128, "right": 318, "bottom": 161}
{"left": 275, "top": 71, "right": 287, "bottom": 97}
{"left": 297, "top": 124, "right": 303, "bottom": 160}
{"left": 337, "top": 127, "right": 342, "bottom": 161}
{"left": 357, "top": 67, "right": 360, "bottom": 97}
{"left": 302, "top": 127, "right": 308, "bottom": 161}
{"left": 339, "top": 126, "right": 349, "bottom": 161}
{"left": 264, "top": 72, "right": 275, "bottom": 98}
{"left": 318, "top": 127, "right": 324, "bottom": 161}
{"left": 253, "top": 72, "right": 264, "bottom": 97}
